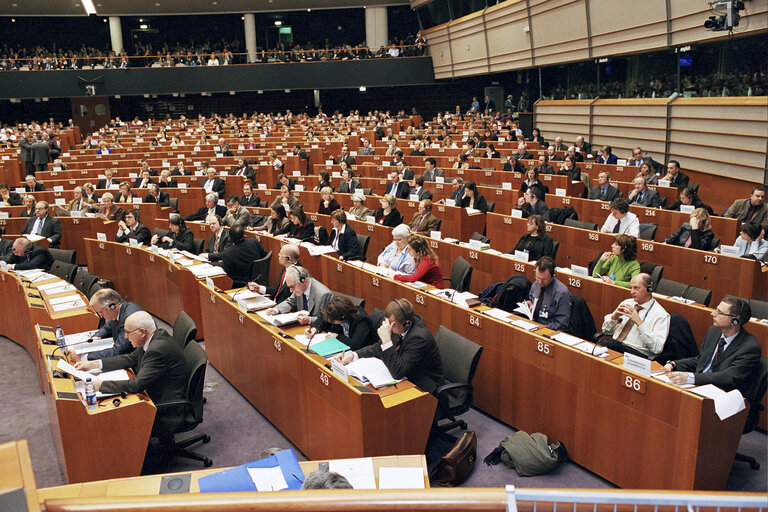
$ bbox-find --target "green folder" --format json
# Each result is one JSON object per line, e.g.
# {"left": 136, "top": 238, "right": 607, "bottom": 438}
{"left": 309, "top": 336, "right": 350, "bottom": 358}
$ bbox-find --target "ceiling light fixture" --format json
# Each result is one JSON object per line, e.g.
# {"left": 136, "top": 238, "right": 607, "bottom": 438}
{"left": 81, "top": 0, "right": 97, "bottom": 15}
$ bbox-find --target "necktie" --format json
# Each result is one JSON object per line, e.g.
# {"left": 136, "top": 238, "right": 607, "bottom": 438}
{"left": 214, "top": 234, "right": 220, "bottom": 253}
{"left": 602, "top": 187, "right": 607, "bottom": 198}
{"left": 34, "top": 218, "right": 43, "bottom": 235}
{"left": 709, "top": 337, "right": 727, "bottom": 371}
{"left": 615, "top": 304, "right": 642, "bottom": 342}
{"left": 613, "top": 219, "right": 621, "bottom": 233}
{"left": 637, "top": 192, "right": 643, "bottom": 203}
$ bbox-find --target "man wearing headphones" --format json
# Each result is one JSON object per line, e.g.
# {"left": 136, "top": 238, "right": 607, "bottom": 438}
{"left": 600, "top": 273, "right": 670, "bottom": 358}
{"left": 70, "top": 288, "right": 145, "bottom": 361}
{"left": 528, "top": 257, "right": 572, "bottom": 331}
{"left": 115, "top": 210, "right": 151, "bottom": 246}
{"left": 665, "top": 297, "right": 761, "bottom": 395}
{"left": 336, "top": 298, "right": 444, "bottom": 394}
{"left": 220, "top": 224, "right": 267, "bottom": 288}
{"left": 266, "top": 266, "right": 333, "bottom": 325}
{"left": 248, "top": 243, "right": 300, "bottom": 303}
{"left": 3, "top": 237, "right": 54, "bottom": 271}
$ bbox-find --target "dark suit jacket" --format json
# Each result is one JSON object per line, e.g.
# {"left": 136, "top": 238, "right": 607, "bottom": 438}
{"left": 30, "top": 141, "right": 50, "bottom": 164}
{"left": 274, "top": 278, "right": 333, "bottom": 322}
{"left": 21, "top": 215, "right": 62, "bottom": 247}
{"left": 312, "top": 306, "right": 372, "bottom": 351}
{"left": 144, "top": 191, "right": 170, "bottom": 206}
{"left": 519, "top": 200, "right": 549, "bottom": 219}
{"left": 96, "top": 179, "right": 119, "bottom": 190}
{"left": 460, "top": 194, "right": 489, "bottom": 214}
{"left": 664, "top": 224, "right": 714, "bottom": 251}
{"left": 201, "top": 177, "right": 226, "bottom": 198}
{"left": 100, "top": 328, "right": 187, "bottom": 434}
{"left": 411, "top": 187, "right": 433, "bottom": 201}
{"left": 667, "top": 171, "right": 690, "bottom": 189}
{"left": 205, "top": 230, "right": 233, "bottom": 262}
{"left": 375, "top": 208, "right": 403, "bottom": 228}
{"left": 328, "top": 225, "right": 362, "bottom": 260}
{"left": 266, "top": 265, "right": 296, "bottom": 304}
{"left": 385, "top": 181, "right": 410, "bottom": 199}
{"left": 336, "top": 180, "right": 361, "bottom": 194}
{"left": 171, "top": 168, "right": 192, "bottom": 176}
{"left": 133, "top": 177, "right": 157, "bottom": 189}
{"left": 185, "top": 205, "right": 227, "bottom": 222}
{"left": 239, "top": 194, "right": 261, "bottom": 207}
{"left": 116, "top": 222, "right": 151, "bottom": 246}
{"left": 628, "top": 188, "right": 663, "bottom": 208}
{"left": 221, "top": 238, "right": 267, "bottom": 287}
{"left": 588, "top": 184, "right": 621, "bottom": 202}
{"left": 450, "top": 188, "right": 466, "bottom": 202}
{"left": 273, "top": 179, "right": 297, "bottom": 191}
{"left": 7, "top": 243, "right": 53, "bottom": 270}
{"left": 158, "top": 179, "right": 178, "bottom": 188}
{"left": 278, "top": 221, "right": 315, "bottom": 242}
{"left": 87, "top": 301, "right": 144, "bottom": 360}
{"left": 230, "top": 166, "right": 254, "bottom": 181}
{"left": 2, "top": 192, "right": 22, "bottom": 206}
{"left": 24, "top": 183, "right": 45, "bottom": 192}
{"left": 409, "top": 212, "right": 441, "bottom": 234}
{"left": 597, "top": 154, "right": 618, "bottom": 164}
{"left": 401, "top": 168, "right": 415, "bottom": 180}
{"left": 674, "top": 326, "right": 761, "bottom": 395}
{"left": 156, "top": 228, "right": 194, "bottom": 252}
{"left": 518, "top": 151, "right": 534, "bottom": 160}
{"left": 115, "top": 192, "right": 138, "bottom": 203}
{"left": 336, "top": 155, "right": 356, "bottom": 166}
{"left": 356, "top": 315, "right": 445, "bottom": 394}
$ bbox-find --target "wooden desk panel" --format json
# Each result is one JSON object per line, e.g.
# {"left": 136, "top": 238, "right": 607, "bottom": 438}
{"left": 0, "top": 440, "right": 41, "bottom": 512}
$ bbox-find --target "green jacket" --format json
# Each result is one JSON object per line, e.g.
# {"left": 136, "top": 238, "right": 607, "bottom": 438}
{"left": 592, "top": 255, "right": 640, "bottom": 288}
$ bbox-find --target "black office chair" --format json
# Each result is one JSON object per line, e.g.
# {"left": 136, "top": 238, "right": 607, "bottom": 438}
{"left": 725, "top": 295, "right": 768, "bottom": 321}
{"left": 551, "top": 241, "right": 560, "bottom": 260}
{"left": 711, "top": 237, "right": 721, "bottom": 250}
{"left": 356, "top": 233, "right": 371, "bottom": 261}
{"left": 49, "top": 248, "right": 77, "bottom": 264}
{"left": 652, "top": 314, "right": 698, "bottom": 363}
{"left": 735, "top": 357, "right": 767, "bottom": 470}
{"left": 74, "top": 271, "right": 99, "bottom": 296}
{"left": 486, "top": 201, "right": 495, "bottom": 213}
{"left": 168, "top": 197, "right": 179, "bottom": 212}
{"left": 250, "top": 251, "right": 272, "bottom": 286}
{"left": 638, "top": 223, "right": 658, "bottom": 241}
{"left": 361, "top": 188, "right": 372, "bottom": 195}
{"left": 639, "top": 262, "right": 664, "bottom": 289}
{"left": 87, "top": 281, "right": 105, "bottom": 299}
{"left": 260, "top": 200, "right": 268, "bottom": 208}
{"left": 0, "top": 239, "right": 12, "bottom": 259}
{"left": 155, "top": 340, "right": 212, "bottom": 468}
{"left": 564, "top": 218, "right": 598, "bottom": 231}
{"left": 469, "top": 232, "right": 490, "bottom": 244}
{"left": 173, "top": 311, "right": 198, "bottom": 347}
{"left": 191, "top": 237, "right": 205, "bottom": 255}
{"left": 435, "top": 219, "right": 442, "bottom": 231}
{"left": 50, "top": 261, "right": 79, "bottom": 284}
{"left": 443, "top": 256, "right": 473, "bottom": 292}
{"left": 655, "top": 278, "right": 712, "bottom": 307}
{"left": 153, "top": 228, "right": 170, "bottom": 240}
{"left": 333, "top": 291, "right": 365, "bottom": 310}
{"left": 432, "top": 325, "right": 483, "bottom": 440}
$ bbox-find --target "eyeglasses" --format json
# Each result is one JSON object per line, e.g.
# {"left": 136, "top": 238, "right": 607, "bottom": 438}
{"left": 713, "top": 309, "right": 736, "bottom": 318}
{"left": 124, "top": 327, "right": 143, "bottom": 336}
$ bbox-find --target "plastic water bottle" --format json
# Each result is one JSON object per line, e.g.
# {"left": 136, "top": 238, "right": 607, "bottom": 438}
{"left": 55, "top": 325, "right": 66, "bottom": 348}
{"left": 84, "top": 378, "right": 97, "bottom": 411}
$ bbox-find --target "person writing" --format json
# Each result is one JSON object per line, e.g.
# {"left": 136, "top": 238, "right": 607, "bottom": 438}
{"left": 393, "top": 235, "right": 444, "bottom": 289}
{"left": 265, "top": 266, "right": 333, "bottom": 325}
{"left": 304, "top": 295, "right": 373, "bottom": 351}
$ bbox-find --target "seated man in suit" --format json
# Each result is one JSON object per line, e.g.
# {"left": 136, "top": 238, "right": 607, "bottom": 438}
{"left": 326, "top": 209, "right": 362, "bottom": 261}
{"left": 230, "top": 158, "right": 254, "bottom": 180}
{"left": 265, "top": 266, "right": 333, "bottom": 325}
{"left": 115, "top": 209, "right": 151, "bottom": 245}
{"left": 335, "top": 298, "right": 445, "bottom": 394}
{"left": 96, "top": 168, "right": 120, "bottom": 189}
{"left": 385, "top": 171, "right": 410, "bottom": 199}
{"left": 661, "top": 160, "right": 690, "bottom": 189}
{"left": 144, "top": 183, "right": 170, "bottom": 206}
{"left": 409, "top": 199, "right": 440, "bottom": 235}
{"left": 67, "top": 186, "right": 94, "bottom": 213}
{"left": 24, "top": 175, "right": 45, "bottom": 192}
{"left": 420, "top": 158, "right": 443, "bottom": 182}
{"left": 222, "top": 195, "right": 251, "bottom": 227}
{"left": 293, "top": 144, "right": 309, "bottom": 162}
{"left": 723, "top": 185, "right": 767, "bottom": 231}
{"left": 239, "top": 182, "right": 260, "bottom": 207}
{"left": 394, "top": 160, "right": 414, "bottom": 181}
{"left": 3, "top": 237, "right": 54, "bottom": 271}
{"left": 69, "top": 288, "right": 145, "bottom": 361}
{"left": 115, "top": 182, "right": 138, "bottom": 203}
{"left": 20, "top": 201, "right": 62, "bottom": 248}
{"left": 574, "top": 135, "right": 591, "bottom": 156}
{"left": 171, "top": 160, "right": 192, "bottom": 176}
{"left": 74, "top": 311, "right": 187, "bottom": 442}
{"left": 588, "top": 172, "right": 621, "bottom": 202}
{"left": 600, "top": 273, "right": 670, "bottom": 358}
{"left": 627, "top": 176, "right": 663, "bottom": 208}
{"left": 202, "top": 214, "right": 232, "bottom": 263}
{"left": 335, "top": 145, "right": 356, "bottom": 167}
{"left": 139, "top": 158, "right": 159, "bottom": 177}
{"left": 336, "top": 169, "right": 361, "bottom": 194}
{"left": 665, "top": 297, "right": 761, "bottom": 396}
{"left": 527, "top": 257, "right": 572, "bottom": 331}
{"left": 220, "top": 224, "right": 267, "bottom": 288}
{"left": 516, "top": 186, "right": 549, "bottom": 219}
{"left": 273, "top": 173, "right": 297, "bottom": 191}
{"left": 516, "top": 142, "right": 534, "bottom": 161}
{"left": 248, "top": 243, "right": 300, "bottom": 303}
{"left": 200, "top": 167, "right": 226, "bottom": 198}
{"left": 410, "top": 175, "right": 433, "bottom": 201}
{"left": 185, "top": 193, "right": 227, "bottom": 222}
{"left": 0, "top": 183, "right": 22, "bottom": 206}
{"left": 450, "top": 178, "right": 465, "bottom": 203}
{"left": 133, "top": 170, "right": 156, "bottom": 190}
{"left": 601, "top": 197, "right": 640, "bottom": 237}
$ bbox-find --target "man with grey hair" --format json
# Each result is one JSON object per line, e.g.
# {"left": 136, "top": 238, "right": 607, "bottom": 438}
{"left": 3, "top": 237, "right": 53, "bottom": 271}
{"left": 301, "top": 471, "right": 353, "bottom": 489}
{"left": 266, "top": 265, "right": 333, "bottom": 325}
{"left": 185, "top": 192, "right": 227, "bottom": 221}
{"left": 20, "top": 200, "right": 62, "bottom": 247}
{"left": 67, "top": 186, "right": 93, "bottom": 212}
{"left": 248, "top": 243, "right": 300, "bottom": 303}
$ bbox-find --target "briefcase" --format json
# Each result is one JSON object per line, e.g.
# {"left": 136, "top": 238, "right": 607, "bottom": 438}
{"left": 431, "top": 430, "right": 477, "bottom": 487}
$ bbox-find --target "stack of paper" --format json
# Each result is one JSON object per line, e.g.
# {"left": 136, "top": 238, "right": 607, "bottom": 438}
{"left": 187, "top": 263, "right": 227, "bottom": 278}
{"left": 256, "top": 310, "right": 305, "bottom": 326}
{"left": 327, "top": 457, "right": 376, "bottom": 489}
{"left": 346, "top": 358, "right": 402, "bottom": 388}
{"left": 303, "top": 244, "right": 337, "bottom": 256}
{"left": 513, "top": 299, "right": 537, "bottom": 320}
{"left": 49, "top": 294, "right": 87, "bottom": 312}
{"left": 378, "top": 467, "right": 426, "bottom": 489}
{"left": 38, "top": 282, "right": 77, "bottom": 296}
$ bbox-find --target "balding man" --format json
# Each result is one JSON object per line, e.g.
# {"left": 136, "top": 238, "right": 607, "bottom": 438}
{"left": 266, "top": 266, "right": 333, "bottom": 325}
{"left": 200, "top": 167, "right": 226, "bottom": 198}
{"left": 552, "top": 136, "right": 565, "bottom": 152}
{"left": 249, "top": 243, "right": 300, "bottom": 303}
{"left": 20, "top": 201, "right": 62, "bottom": 247}
{"left": 185, "top": 193, "right": 227, "bottom": 222}
{"left": 68, "top": 186, "right": 93, "bottom": 212}
{"left": 3, "top": 237, "right": 53, "bottom": 271}
{"left": 516, "top": 142, "right": 534, "bottom": 161}
{"left": 71, "top": 288, "right": 145, "bottom": 361}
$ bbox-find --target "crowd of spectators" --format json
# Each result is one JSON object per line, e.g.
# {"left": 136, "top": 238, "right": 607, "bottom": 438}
{"left": 0, "top": 33, "right": 427, "bottom": 71}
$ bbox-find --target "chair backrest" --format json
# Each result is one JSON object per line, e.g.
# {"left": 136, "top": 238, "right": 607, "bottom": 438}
{"left": 638, "top": 223, "right": 658, "bottom": 241}
{"left": 469, "top": 232, "right": 490, "bottom": 244}
{"left": 50, "top": 261, "right": 78, "bottom": 283}
{"left": 711, "top": 237, "right": 721, "bottom": 250}
{"left": 0, "top": 238, "right": 12, "bottom": 257}
{"left": 333, "top": 291, "right": 365, "bottom": 310}
{"left": 486, "top": 201, "right": 495, "bottom": 213}
{"left": 654, "top": 313, "right": 699, "bottom": 363}
{"left": 435, "top": 219, "right": 442, "bottom": 231}
{"left": 725, "top": 294, "right": 768, "bottom": 321}
{"left": 356, "top": 234, "right": 370, "bottom": 261}
{"left": 168, "top": 197, "right": 179, "bottom": 212}
{"left": 361, "top": 188, "right": 372, "bottom": 195}
{"left": 153, "top": 228, "right": 169, "bottom": 239}
{"left": 551, "top": 241, "right": 560, "bottom": 260}
{"left": 435, "top": 325, "right": 483, "bottom": 386}
{"left": 656, "top": 278, "right": 712, "bottom": 306}
{"left": 639, "top": 261, "right": 664, "bottom": 289}
{"left": 260, "top": 200, "right": 268, "bottom": 208}
{"left": 173, "top": 311, "right": 198, "bottom": 347}
{"left": 87, "top": 281, "right": 104, "bottom": 299}
{"left": 250, "top": 251, "right": 272, "bottom": 285}
{"left": 74, "top": 271, "right": 99, "bottom": 296}
{"left": 564, "top": 218, "right": 598, "bottom": 231}
{"left": 183, "top": 340, "right": 208, "bottom": 426}
{"left": 743, "top": 357, "right": 768, "bottom": 433}
{"left": 450, "top": 256, "right": 473, "bottom": 292}
{"left": 49, "top": 248, "right": 77, "bottom": 264}
{"left": 191, "top": 237, "right": 205, "bottom": 255}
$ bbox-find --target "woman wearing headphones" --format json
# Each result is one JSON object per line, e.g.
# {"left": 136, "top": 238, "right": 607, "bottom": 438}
{"left": 151, "top": 214, "right": 194, "bottom": 252}
{"left": 592, "top": 234, "right": 641, "bottom": 288}
{"left": 394, "top": 235, "right": 444, "bottom": 288}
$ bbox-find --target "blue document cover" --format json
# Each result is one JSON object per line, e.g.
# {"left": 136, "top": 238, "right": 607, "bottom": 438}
{"left": 309, "top": 336, "right": 350, "bottom": 358}
{"left": 198, "top": 449, "right": 304, "bottom": 492}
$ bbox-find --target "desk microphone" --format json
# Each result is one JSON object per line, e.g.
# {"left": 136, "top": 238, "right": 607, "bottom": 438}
{"left": 305, "top": 331, "right": 316, "bottom": 354}
{"left": 682, "top": 275, "right": 707, "bottom": 302}
{"left": 51, "top": 337, "right": 94, "bottom": 358}
{"left": 442, "top": 289, "right": 458, "bottom": 303}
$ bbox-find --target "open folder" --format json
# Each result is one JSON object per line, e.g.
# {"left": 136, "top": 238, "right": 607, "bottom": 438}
{"left": 198, "top": 449, "right": 304, "bottom": 493}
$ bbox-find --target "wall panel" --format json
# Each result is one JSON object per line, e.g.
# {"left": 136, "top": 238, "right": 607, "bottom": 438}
{"left": 529, "top": 0, "right": 589, "bottom": 65}
{"left": 485, "top": 1, "right": 533, "bottom": 71}
{"left": 448, "top": 11, "right": 490, "bottom": 75}
{"left": 589, "top": 0, "right": 669, "bottom": 57}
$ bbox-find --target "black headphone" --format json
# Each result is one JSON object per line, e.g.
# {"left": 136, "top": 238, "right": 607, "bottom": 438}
{"left": 108, "top": 302, "right": 117, "bottom": 310}
{"left": 391, "top": 298, "right": 413, "bottom": 330}
{"left": 294, "top": 266, "right": 309, "bottom": 283}
{"left": 730, "top": 300, "right": 744, "bottom": 326}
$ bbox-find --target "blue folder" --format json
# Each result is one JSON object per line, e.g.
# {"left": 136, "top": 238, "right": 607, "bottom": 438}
{"left": 198, "top": 449, "right": 305, "bottom": 493}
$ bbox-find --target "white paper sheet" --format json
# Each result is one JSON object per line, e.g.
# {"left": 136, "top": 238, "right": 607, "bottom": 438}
{"left": 49, "top": 294, "right": 82, "bottom": 305}
{"left": 378, "top": 467, "right": 425, "bottom": 489}
{"left": 51, "top": 300, "right": 87, "bottom": 312}
{"left": 689, "top": 384, "right": 746, "bottom": 420}
{"left": 551, "top": 332, "right": 584, "bottom": 346}
{"left": 327, "top": 457, "right": 376, "bottom": 490}
{"left": 247, "top": 466, "right": 289, "bottom": 492}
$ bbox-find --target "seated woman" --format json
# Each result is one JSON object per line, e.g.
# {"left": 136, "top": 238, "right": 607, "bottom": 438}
{"left": 19, "top": 195, "right": 36, "bottom": 217}
{"left": 377, "top": 224, "right": 416, "bottom": 274}
{"left": 252, "top": 204, "right": 290, "bottom": 235}
{"left": 305, "top": 295, "right": 373, "bottom": 351}
{"left": 459, "top": 181, "right": 488, "bottom": 213}
{"left": 664, "top": 186, "right": 714, "bottom": 215}
{"left": 596, "top": 145, "right": 618, "bottom": 164}
{"left": 326, "top": 209, "right": 361, "bottom": 261}
{"left": 718, "top": 221, "right": 767, "bottom": 259}
{"left": 151, "top": 214, "right": 194, "bottom": 252}
{"left": 664, "top": 207, "right": 715, "bottom": 251}
{"left": 530, "top": 127, "right": 547, "bottom": 148}
{"left": 511, "top": 214, "right": 555, "bottom": 261}
{"left": 83, "top": 183, "right": 100, "bottom": 203}
{"left": 277, "top": 207, "right": 315, "bottom": 242}
{"left": 394, "top": 235, "right": 445, "bottom": 289}
{"left": 557, "top": 155, "right": 581, "bottom": 181}
{"left": 97, "top": 192, "right": 124, "bottom": 221}
{"left": 592, "top": 234, "right": 641, "bottom": 287}
{"left": 317, "top": 186, "right": 341, "bottom": 215}
{"left": 635, "top": 161, "right": 658, "bottom": 186}
{"left": 96, "top": 141, "right": 111, "bottom": 155}
{"left": 375, "top": 194, "right": 403, "bottom": 227}
{"left": 348, "top": 193, "right": 373, "bottom": 220}
{"left": 158, "top": 169, "right": 178, "bottom": 188}
{"left": 519, "top": 168, "right": 549, "bottom": 199}
{"left": 314, "top": 171, "right": 331, "bottom": 192}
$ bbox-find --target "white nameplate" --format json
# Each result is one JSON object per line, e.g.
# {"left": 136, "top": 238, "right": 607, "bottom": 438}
{"left": 623, "top": 352, "right": 651, "bottom": 376}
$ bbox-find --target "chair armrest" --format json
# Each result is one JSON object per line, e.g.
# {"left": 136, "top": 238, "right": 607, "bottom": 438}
{"left": 155, "top": 398, "right": 193, "bottom": 411}
{"left": 434, "top": 381, "right": 472, "bottom": 398}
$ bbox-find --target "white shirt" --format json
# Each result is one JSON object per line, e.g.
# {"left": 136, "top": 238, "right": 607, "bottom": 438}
{"left": 602, "top": 298, "right": 670, "bottom": 357}
{"left": 601, "top": 211, "right": 640, "bottom": 237}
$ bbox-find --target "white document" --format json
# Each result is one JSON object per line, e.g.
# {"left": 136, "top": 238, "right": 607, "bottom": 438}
{"left": 187, "top": 263, "right": 227, "bottom": 278}
{"left": 256, "top": 310, "right": 305, "bottom": 327}
{"left": 51, "top": 300, "right": 87, "bottom": 312}
{"left": 465, "top": 207, "right": 480, "bottom": 215}
{"left": 24, "top": 234, "right": 46, "bottom": 242}
{"left": 551, "top": 332, "right": 583, "bottom": 346}
{"left": 62, "top": 330, "right": 98, "bottom": 345}
{"left": 485, "top": 308, "right": 513, "bottom": 322}
{"left": 378, "top": 467, "right": 425, "bottom": 489}
{"left": 73, "top": 338, "right": 115, "bottom": 355}
{"left": 574, "top": 341, "right": 607, "bottom": 356}
{"left": 294, "top": 332, "right": 331, "bottom": 347}
{"left": 689, "top": 384, "right": 746, "bottom": 420}
{"left": 327, "top": 457, "right": 377, "bottom": 490}
{"left": 304, "top": 244, "right": 337, "bottom": 256}
{"left": 49, "top": 294, "right": 82, "bottom": 305}
{"left": 345, "top": 358, "right": 401, "bottom": 389}
{"left": 513, "top": 299, "right": 536, "bottom": 320}
{"left": 39, "top": 283, "right": 76, "bottom": 295}
{"left": 56, "top": 359, "right": 93, "bottom": 381}
{"left": 247, "top": 466, "right": 289, "bottom": 492}
{"left": 653, "top": 373, "right": 695, "bottom": 388}
{"left": 94, "top": 369, "right": 130, "bottom": 381}
{"left": 510, "top": 319, "right": 539, "bottom": 331}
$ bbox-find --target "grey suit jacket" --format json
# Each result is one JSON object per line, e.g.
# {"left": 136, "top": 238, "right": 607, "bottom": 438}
{"left": 628, "top": 188, "right": 663, "bottom": 208}
{"left": 274, "top": 279, "right": 333, "bottom": 322}
{"left": 86, "top": 301, "right": 145, "bottom": 360}
{"left": 422, "top": 168, "right": 445, "bottom": 182}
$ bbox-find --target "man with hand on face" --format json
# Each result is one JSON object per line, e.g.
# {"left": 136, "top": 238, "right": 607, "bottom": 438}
{"left": 115, "top": 209, "right": 151, "bottom": 245}
{"left": 3, "top": 237, "right": 54, "bottom": 271}
{"left": 201, "top": 214, "right": 232, "bottom": 262}
{"left": 335, "top": 298, "right": 444, "bottom": 394}
{"left": 527, "top": 257, "right": 571, "bottom": 331}
{"left": 265, "top": 266, "right": 333, "bottom": 325}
